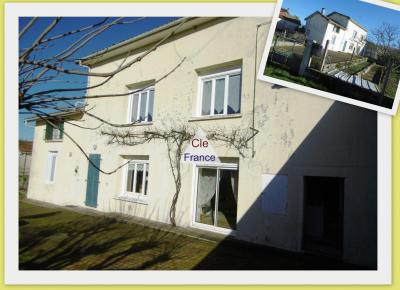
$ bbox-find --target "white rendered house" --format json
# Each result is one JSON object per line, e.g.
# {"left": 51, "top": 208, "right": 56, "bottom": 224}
{"left": 305, "top": 9, "right": 367, "bottom": 54}
{"left": 26, "top": 17, "right": 377, "bottom": 268}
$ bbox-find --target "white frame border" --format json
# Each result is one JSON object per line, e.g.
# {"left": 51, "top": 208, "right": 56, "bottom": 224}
{"left": 6, "top": 2, "right": 391, "bottom": 285}
{"left": 256, "top": 0, "right": 400, "bottom": 116}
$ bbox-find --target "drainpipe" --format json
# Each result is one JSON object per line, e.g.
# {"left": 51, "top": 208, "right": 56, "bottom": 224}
{"left": 251, "top": 21, "right": 269, "bottom": 158}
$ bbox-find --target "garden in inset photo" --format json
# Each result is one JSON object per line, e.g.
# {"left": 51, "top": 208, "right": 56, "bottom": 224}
{"left": 262, "top": 0, "right": 400, "bottom": 113}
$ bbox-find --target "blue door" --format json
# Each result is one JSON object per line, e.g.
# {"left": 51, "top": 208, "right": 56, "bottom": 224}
{"left": 85, "top": 154, "right": 101, "bottom": 207}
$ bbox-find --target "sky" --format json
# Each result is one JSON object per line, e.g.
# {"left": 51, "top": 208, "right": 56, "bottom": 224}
{"left": 19, "top": 17, "right": 179, "bottom": 141}
{"left": 282, "top": 0, "right": 400, "bottom": 35}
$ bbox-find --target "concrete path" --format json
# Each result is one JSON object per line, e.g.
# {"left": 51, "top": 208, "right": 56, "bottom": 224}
{"left": 22, "top": 198, "right": 226, "bottom": 244}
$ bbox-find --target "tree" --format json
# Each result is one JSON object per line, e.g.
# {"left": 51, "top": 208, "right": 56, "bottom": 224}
{"left": 19, "top": 16, "right": 188, "bottom": 175}
{"left": 371, "top": 22, "right": 399, "bottom": 64}
{"left": 371, "top": 22, "right": 400, "bottom": 97}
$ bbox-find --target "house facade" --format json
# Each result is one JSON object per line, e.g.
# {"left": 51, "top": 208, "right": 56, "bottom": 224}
{"left": 305, "top": 10, "right": 367, "bottom": 54}
{"left": 27, "top": 17, "right": 377, "bottom": 268}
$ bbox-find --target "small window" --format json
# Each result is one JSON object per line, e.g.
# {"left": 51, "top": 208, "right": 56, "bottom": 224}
{"left": 198, "top": 68, "right": 241, "bottom": 117}
{"left": 123, "top": 160, "right": 150, "bottom": 199}
{"left": 349, "top": 43, "right": 354, "bottom": 50}
{"left": 46, "top": 151, "right": 58, "bottom": 183}
{"left": 129, "top": 87, "right": 154, "bottom": 123}
{"left": 352, "top": 31, "right": 357, "bottom": 39}
{"left": 331, "top": 35, "right": 337, "bottom": 45}
{"left": 333, "top": 26, "right": 340, "bottom": 33}
{"left": 44, "top": 121, "right": 64, "bottom": 141}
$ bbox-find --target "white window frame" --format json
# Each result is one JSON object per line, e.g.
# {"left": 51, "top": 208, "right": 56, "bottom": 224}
{"left": 121, "top": 159, "right": 150, "bottom": 202}
{"left": 191, "top": 162, "right": 238, "bottom": 235}
{"left": 45, "top": 151, "right": 58, "bottom": 184}
{"left": 127, "top": 86, "right": 155, "bottom": 124}
{"left": 331, "top": 35, "right": 337, "bottom": 45}
{"left": 197, "top": 68, "right": 242, "bottom": 117}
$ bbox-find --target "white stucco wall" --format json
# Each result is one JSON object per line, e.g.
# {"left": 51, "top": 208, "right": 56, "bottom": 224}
{"left": 27, "top": 17, "right": 377, "bottom": 268}
{"left": 307, "top": 13, "right": 367, "bottom": 54}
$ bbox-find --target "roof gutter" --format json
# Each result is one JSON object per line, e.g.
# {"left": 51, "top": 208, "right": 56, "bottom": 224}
{"left": 79, "top": 17, "right": 218, "bottom": 68}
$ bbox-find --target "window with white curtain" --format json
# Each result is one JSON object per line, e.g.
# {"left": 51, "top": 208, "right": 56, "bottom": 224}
{"left": 194, "top": 164, "right": 239, "bottom": 231}
{"left": 123, "top": 159, "right": 150, "bottom": 199}
{"left": 129, "top": 87, "right": 155, "bottom": 123}
{"left": 198, "top": 68, "right": 241, "bottom": 117}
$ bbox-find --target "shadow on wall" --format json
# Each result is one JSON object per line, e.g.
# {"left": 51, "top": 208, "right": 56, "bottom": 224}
{"left": 193, "top": 101, "right": 377, "bottom": 270}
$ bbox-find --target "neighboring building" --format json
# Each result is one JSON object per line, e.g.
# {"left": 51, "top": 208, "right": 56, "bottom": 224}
{"left": 27, "top": 17, "right": 377, "bottom": 268}
{"left": 277, "top": 8, "right": 302, "bottom": 33}
{"left": 19, "top": 140, "right": 33, "bottom": 176}
{"left": 305, "top": 9, "right": 368, "bottom": 54}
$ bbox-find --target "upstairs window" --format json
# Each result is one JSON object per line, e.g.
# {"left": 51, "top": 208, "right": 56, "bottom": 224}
{"left": 129, "top": 87, "right": 154, "bottom": 123}
{"left": 352, "top": 31, "right": 358, "bottom": 39}
{"left": 198, "top": 68, "right": 241, "bottom": 117}
{"left": 44, "top": 121, "right": 64, "bottom": 141}
{"left": 333, "top": 26, "right": 340, "bottom": 33}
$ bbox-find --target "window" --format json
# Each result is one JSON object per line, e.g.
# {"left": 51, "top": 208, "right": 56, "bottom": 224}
{"left": 342, "top": 41, "right": 347, "bottom": 52}
{"left": 349, "top": 43, "right": 354, "bottom": 50}
{"left": 331, "top": 35, "right": 337, "bottom": 45}
{"left": 333, "top": 26, "right": 340, "bottom": 33}
{"left": 352, "top": 31, "right": 358, "bottom": 39}
{"left": 198, "top": 68, "right": 241, "bottom": 117}
{"left": 44, "top": 121, "right": 64, "bottom": 141}
{"left": 122, "top": 160, "right": 149, "bottom": 200}
{"left": 194, "top": 164, "right": 238, "bottom": 231}
{"left": 46, "top": 151, "right": 58, "bottom": 183}
{"left": 129, "top": 87, "right": 154, "bottom": 123}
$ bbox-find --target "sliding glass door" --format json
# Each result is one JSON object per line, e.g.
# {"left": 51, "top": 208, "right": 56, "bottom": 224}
{"left": 194, "top": 165, "right": 238, "bottom": 231}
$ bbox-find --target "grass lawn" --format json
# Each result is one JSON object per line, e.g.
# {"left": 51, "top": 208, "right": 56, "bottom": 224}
{"left": 274, "top": 45, "right": 304, "bottom": 57}
{"left": 385, "top": 71, "right": 399, "bottom": 99}
{"left": 342, "top": 61, "right": 370, "bottom": 75}
{"left": 362, "top": 64, "right": 399, "bottom": 98}
{"left": 362, "top": 64, "right": 382, "bottom": 83}
{"left": 264, "top": 63, "right": 329, "bottom": 91}
{"left": 19, "top": 199, "right": 366, "bottom": 270}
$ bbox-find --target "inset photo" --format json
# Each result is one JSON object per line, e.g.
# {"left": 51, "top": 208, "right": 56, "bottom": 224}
{"left": 258, "top": 0, "right": 400, "bottom": 115}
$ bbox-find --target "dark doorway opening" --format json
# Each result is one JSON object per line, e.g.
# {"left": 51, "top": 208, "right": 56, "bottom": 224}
{"left": 303, "top": 176, "right": 344, "bottom": 258}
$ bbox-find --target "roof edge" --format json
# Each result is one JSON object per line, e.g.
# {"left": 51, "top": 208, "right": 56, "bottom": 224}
{"left": 80, "top": 17, "right": 221, "bottom": 68}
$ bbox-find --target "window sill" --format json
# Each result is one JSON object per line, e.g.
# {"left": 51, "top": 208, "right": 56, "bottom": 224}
{"left": 44, "top": 139, "right": 63, "bottom": 143}
{"left": 127, "top": 121, "right": 153, "bottom": 127}
{"left": 188, "top": 114, "right": 242, "bottom": 122}
{"left": 115, "top": 195, "right": 148, "bottom": 205}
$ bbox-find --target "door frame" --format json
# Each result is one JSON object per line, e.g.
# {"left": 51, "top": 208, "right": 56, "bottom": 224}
{"left": 190, "top": 162, "right": 238, "bottom": 235}
{"left": 302, "top": 175, "right": 345, "bottom": 257}
{"left": 291, "top": 166, "right": 351, "bottom": 253}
